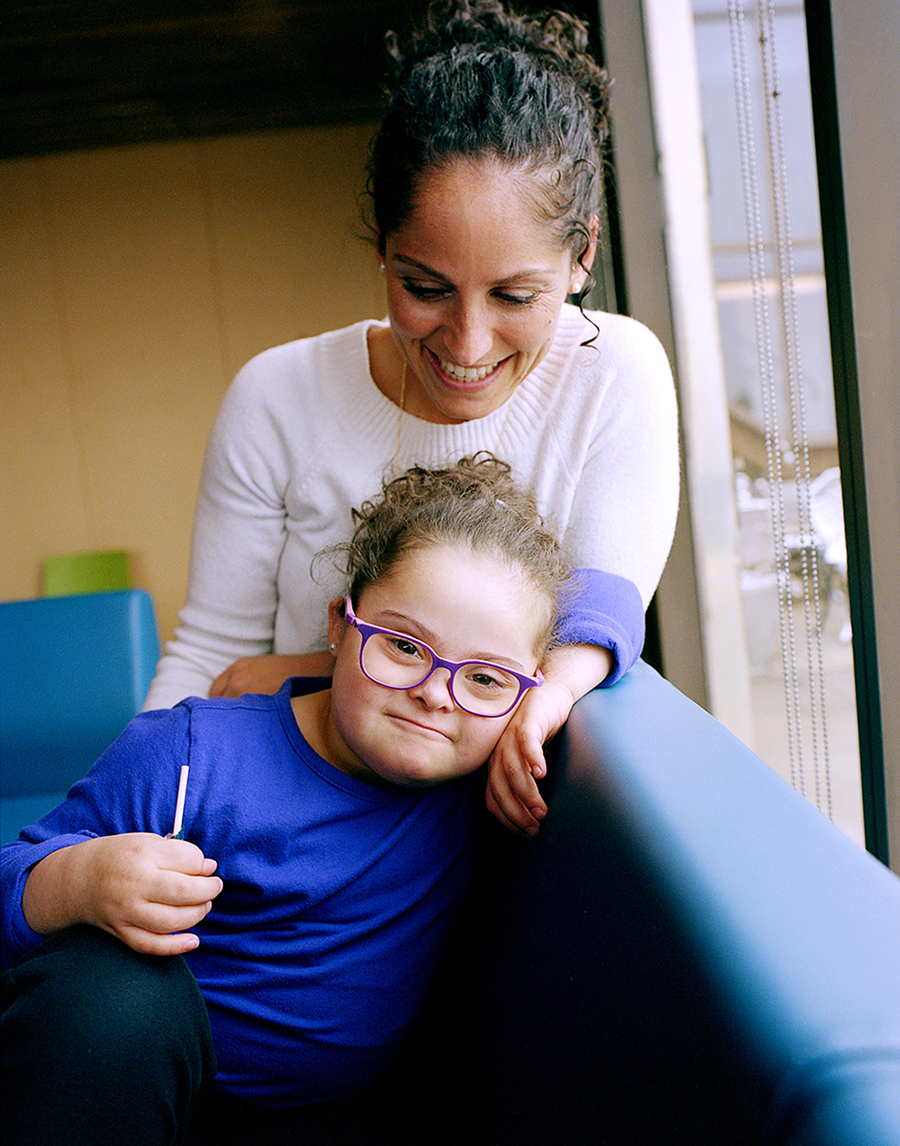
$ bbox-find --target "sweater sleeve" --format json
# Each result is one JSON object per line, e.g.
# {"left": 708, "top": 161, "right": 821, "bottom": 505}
{"left": 144, "top": 351, "right": 297, "bottom": 710}
{"left": 558, "top": 314, "right": 680, "bottom": 610}
{"left": 556, "top": 568, "right": 645, "bottom": 686}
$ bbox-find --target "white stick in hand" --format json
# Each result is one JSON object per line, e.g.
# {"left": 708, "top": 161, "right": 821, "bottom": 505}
{"left": 167, "top": 765, "right": 190, "bottom": 839}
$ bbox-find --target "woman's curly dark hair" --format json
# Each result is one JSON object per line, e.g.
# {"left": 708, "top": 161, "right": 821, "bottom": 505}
{"left": 366, "top": 0, "right": 609, "bottom": 299}
{"left": 330, "top": 453, "right": 569, "bottom": 658}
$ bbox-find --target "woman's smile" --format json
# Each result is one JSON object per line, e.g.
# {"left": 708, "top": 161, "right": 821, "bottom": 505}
{"left": 427, "top": 349, "right": 508, "bottom": 389}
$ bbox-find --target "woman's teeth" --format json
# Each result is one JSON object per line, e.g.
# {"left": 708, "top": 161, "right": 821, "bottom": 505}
{"left": 438, "top": 358, "right": 498, "bottom": 383}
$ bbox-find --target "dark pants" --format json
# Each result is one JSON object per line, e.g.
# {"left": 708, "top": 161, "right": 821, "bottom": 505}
{"left": 2, "top": 925, "right": 215, "bottom": 1144}
{"left": 1, "top": 926, "right": 403, "bottom": 1146}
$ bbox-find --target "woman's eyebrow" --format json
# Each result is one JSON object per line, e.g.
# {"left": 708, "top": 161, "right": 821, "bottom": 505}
{"left": 494, "top": 269, "right": 557, "bottom": 285}
{"left": 392, "top": 255, "right": 452, "bottom": 282}
{"left": 391, "top": 254, "right": 555, "bottom": 288}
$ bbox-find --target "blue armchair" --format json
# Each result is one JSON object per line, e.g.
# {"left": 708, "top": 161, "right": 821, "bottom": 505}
{"left": 0, "top": 589, "right": 159, "bottom": 844}
{"left": 3, "top": 605, "right": 898, "bottom": 1141}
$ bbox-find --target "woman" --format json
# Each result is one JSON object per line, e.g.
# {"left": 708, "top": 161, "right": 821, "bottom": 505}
{"left": 144, "top": 0, "right": 680, "bottom": 834}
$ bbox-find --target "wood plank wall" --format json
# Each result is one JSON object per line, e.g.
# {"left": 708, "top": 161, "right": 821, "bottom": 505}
{"left": 0, "top": 123, "right": 384, "bottom": 648}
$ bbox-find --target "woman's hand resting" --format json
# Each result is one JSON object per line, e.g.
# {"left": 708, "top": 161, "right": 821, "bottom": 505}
{"left": 209, "top": 652, "right": 335, "bottom": 698}
{"left": 22, "top": 833, "right": 224, "bottom": 957}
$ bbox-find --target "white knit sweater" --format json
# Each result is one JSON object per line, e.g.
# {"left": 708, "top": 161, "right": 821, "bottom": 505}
{"left": 145, "top": 305, "right": 679, "bottom": 710}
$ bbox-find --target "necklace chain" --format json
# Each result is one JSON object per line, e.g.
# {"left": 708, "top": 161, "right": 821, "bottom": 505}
{"left": 396, "top": 360, "right": 407, "bottom": 456}
{"left": 393, "top": 360, "right": 518, "bottom": 461}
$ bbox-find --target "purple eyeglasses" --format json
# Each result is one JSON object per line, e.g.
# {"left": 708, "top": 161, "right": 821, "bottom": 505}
{"left": 343, "top": 596, "right": 543, "bottom": 718}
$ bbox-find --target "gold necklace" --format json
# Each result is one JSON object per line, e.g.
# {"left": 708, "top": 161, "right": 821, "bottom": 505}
{"left": 494, "top": 392, "right": 518, "bottom": 458}
{"left": 394, "top": 359, "right": 518, "bottom": 461}
{"left": 396, "top": 360, "right": 407, "bottom": 457}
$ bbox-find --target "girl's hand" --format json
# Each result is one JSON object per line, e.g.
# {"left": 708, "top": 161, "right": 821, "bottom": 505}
{"left": 485, "top": 679, "right": 577, "bottom": 836}
{"left": 485, "top": 643, "right": 614, "bottom": 835}
{"left": 209, "top": 652, "right": 334, "bottom": 698}
{"left": 22, "top": 833, "right": 224, "bottom": 957}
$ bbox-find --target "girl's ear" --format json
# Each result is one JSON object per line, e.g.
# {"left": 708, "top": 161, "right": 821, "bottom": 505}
{"left": 327, "top": 597, "right": 347, "bottom": 653}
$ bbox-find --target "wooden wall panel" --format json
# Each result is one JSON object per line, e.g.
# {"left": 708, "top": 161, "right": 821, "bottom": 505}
{"left": 0, "top": 160, "right": 89, "bottom": 584}
{"left": 197, "top": 124, "right": 383, "bottom": 379}
{"left": 0, "top": 123, "right": 383, "bottom": 649}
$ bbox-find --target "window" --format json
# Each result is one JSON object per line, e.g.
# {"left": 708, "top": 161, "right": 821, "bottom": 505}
{"left": 600, "top": 0, "right": 897, "bottom": 859}
{"left": 693, "top": 0, "right": 861, "bottom": 842}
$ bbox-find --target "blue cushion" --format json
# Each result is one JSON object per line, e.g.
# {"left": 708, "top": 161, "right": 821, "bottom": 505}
{"left": 0, "top": 589, "right": 159, "bottom": 843}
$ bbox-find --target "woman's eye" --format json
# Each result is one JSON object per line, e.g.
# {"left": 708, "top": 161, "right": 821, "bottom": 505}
{"left": 495, "top": 292, "right": 538, "bottom": 306}
{"left": 401, "top": 279, "right": 538, "bottom": 307}
{"left": 401, "top": 280, "right": 450, "bottom": 301}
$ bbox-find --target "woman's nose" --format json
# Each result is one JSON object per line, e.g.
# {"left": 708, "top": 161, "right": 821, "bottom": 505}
{"left": 408, "top": 668, "right": 456, "bottom": 710}
{"left": 441, "top": 302, "right": 493, "bottom": 366}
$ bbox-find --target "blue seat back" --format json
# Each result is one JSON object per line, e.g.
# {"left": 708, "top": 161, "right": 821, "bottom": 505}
{"left": 0, "top": 589, "right": 159, "bottom": 842}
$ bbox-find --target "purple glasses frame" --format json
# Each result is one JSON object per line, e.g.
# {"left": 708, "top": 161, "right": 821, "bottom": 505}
{"left": 343, "top": 596, "right": 543, "bottom": 718}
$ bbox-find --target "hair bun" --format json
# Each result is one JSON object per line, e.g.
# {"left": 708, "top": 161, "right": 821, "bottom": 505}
{"left": 386, "top": 0, "right": 607, "bottom": 118}
{"left": 369, "top": 0, "right": 609, "bottom": 273}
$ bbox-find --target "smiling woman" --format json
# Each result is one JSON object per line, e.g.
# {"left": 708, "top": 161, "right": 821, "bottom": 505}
{"left": 143, "top": 0, "right": 680, "bottom": 839}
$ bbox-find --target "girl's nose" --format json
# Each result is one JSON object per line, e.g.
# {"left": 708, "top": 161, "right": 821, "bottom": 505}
{"left": 408, "top": 668, "right": 456, "bottom": 711}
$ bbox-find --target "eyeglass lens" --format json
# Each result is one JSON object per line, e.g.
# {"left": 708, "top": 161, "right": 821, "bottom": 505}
{"left": 361, "top": 631, "right": 522, "bottom": 716}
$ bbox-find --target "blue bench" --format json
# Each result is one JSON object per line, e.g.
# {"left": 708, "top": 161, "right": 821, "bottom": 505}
{"left": 0, "top": 589, "right": 159, "bottom": 844}
{"left": 3, "top": 601, "right": 898, "bottom": 1140}
{"left": 387, "top": 661, "right": 900, "bottom": 1144}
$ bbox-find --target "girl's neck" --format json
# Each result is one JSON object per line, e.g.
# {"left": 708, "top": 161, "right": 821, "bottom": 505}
{"left": 290, "top": 689, "right": 389, "bottom": 786}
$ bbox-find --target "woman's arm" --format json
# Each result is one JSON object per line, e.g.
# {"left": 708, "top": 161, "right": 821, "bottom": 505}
{"left": 481, "top": 314, "right": 680, "bottom": 834}
{"left": 144, "top": 362, "right": 297, "bottom": 710}
{"left": 562, "top": 314, "right": 680, "bottom": 609}
{"left": 486, "top": 565, "right": 645, "bottom": 833}
{"left": 208, "top": 651, "right": 335, "bottom": 699}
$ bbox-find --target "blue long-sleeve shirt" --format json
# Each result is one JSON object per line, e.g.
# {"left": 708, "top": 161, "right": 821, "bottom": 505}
{"left": 1, "top": 679, "right": 481, "bottom": 1108}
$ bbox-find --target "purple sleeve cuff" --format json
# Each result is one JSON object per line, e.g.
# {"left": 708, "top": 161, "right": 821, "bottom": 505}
{"left": 555, "top": 569, "right": 645, "bottom": 687}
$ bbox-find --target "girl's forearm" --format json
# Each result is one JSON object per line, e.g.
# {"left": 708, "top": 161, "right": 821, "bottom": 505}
{"left": 21, "top": 842, "right": 88, "bottom": 936}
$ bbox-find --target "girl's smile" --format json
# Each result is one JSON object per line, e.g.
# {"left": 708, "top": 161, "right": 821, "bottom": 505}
{"left": 389, "top": 715, "right": 452, "bottom": 739}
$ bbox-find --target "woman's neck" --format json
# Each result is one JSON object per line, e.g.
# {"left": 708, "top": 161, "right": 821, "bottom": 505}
{"left": 366, "top": 325, "right": 459, "bottom": 425}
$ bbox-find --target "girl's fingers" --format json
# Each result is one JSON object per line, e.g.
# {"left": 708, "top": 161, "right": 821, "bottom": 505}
{"left": 122, "top": 897, "right": 215, "bottom": 941}
{"left": 119, "top": 925, "right": 203, "bottom": 957}
{"left": 154, "top": 871, "right": 223, "bottom": 908}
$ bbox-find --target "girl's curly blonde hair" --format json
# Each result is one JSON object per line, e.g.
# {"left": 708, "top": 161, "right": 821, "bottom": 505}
{"left": 331, "top": 453, "right": 569, "bottom": 658}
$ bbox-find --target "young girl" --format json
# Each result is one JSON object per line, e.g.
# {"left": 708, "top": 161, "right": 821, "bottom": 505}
{"left": 1, "top": 455, "right": 570, "bottom": 1144}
